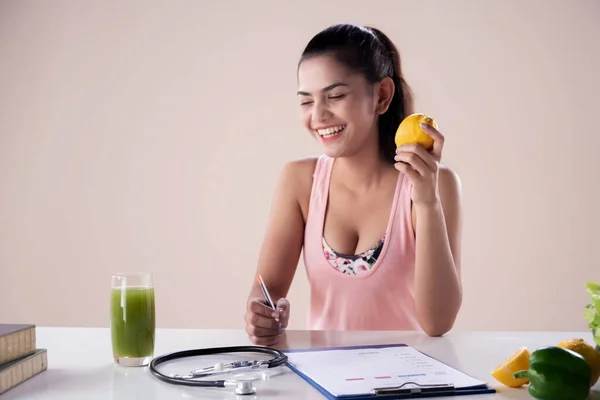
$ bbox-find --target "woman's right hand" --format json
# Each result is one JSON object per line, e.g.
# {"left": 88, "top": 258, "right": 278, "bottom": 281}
{"left": 245, "top": 297, "right": 289, "bottom": 346}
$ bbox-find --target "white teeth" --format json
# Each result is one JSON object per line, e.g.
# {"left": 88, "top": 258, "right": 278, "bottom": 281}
{"left": 316, "top": 125, "right": 346, "bottom": 138}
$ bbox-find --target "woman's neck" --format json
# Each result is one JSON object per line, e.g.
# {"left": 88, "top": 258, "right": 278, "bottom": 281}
{"left": 333, "top": 146, "right": 392, "bottom": 192}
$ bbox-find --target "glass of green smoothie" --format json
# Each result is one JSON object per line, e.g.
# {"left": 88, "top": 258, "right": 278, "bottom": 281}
{"left": 110, "top": 272, "right": 155, "bottom": 367}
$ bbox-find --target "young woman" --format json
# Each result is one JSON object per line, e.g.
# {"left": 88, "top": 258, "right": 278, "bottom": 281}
{"left": 244, "top": 24, "right": 463, "bottom": 345}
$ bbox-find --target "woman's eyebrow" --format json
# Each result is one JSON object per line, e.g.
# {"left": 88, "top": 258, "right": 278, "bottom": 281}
{"left": 297, "top": 82, "right": 349, "bottom": 96}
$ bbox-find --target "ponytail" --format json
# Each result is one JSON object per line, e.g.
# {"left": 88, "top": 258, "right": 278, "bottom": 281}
{"left": 367, "top": 27, "right": 414, "bottom": 164}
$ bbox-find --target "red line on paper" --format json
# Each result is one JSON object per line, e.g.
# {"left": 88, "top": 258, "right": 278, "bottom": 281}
{"left": 375, "top": 376, "right": 391, "bottom": 379}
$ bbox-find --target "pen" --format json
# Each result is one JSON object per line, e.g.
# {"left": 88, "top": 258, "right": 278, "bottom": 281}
{"left": 256, "top": 274, "right": 279, "bottom": 321}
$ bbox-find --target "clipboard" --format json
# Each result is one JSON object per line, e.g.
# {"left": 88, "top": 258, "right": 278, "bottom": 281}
{"left": 283, "top": 343, "right": 496, "bottom": 399}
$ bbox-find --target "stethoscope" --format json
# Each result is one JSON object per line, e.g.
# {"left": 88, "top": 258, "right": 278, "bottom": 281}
{"left": 148, "top": 345, "right": 288, "bottom": 395}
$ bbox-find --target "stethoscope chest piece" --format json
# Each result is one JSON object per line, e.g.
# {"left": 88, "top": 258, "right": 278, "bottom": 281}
{"left": 235, "top": 380, "right": 256, "bottom": 395}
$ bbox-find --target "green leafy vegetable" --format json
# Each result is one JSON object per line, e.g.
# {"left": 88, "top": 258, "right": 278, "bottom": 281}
{"left": 583, "top": 281, "right": 600, "bottom": 347}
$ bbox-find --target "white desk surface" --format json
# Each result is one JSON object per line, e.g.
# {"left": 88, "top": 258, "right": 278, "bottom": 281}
{"left": 3, "top": 327, "right": 599, "bottom": 399}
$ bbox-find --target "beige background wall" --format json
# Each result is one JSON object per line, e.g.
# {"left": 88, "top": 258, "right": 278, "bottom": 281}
{"left": 1, "top": 0, "right": 599, "bottom": 333}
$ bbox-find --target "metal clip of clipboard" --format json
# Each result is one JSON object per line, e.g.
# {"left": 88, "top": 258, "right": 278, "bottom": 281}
{"left": 372, "top": 382, "right": 455, "bottom": 396}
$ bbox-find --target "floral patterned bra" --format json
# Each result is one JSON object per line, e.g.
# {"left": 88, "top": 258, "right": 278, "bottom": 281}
{"left": 322, "top": 234, "right": 385, "bottom": 275}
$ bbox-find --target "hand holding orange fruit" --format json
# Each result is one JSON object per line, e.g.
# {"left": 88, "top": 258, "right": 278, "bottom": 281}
{"left": 394, "top": 113, "right": 438, "bottom": 151}
{"left": 393, "top": 113, "right": 445, "bottom": 206}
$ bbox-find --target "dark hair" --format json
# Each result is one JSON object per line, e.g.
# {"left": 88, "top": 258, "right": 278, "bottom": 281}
{"left": 298, "top": 24, "right": 414, "bottom": 164}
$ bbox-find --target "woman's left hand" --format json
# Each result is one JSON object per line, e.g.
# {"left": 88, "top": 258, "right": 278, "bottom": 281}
{"left": 394, "top": 123, "right": 445, "bottom": 206}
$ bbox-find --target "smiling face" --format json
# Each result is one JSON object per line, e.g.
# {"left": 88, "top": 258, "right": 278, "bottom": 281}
{"left": 297, "top": 53, "right": 390, "bottom": 159}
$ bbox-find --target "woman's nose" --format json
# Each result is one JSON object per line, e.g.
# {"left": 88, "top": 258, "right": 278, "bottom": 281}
{"left": 312, "top": 101, "right": 332, "bottom": 122}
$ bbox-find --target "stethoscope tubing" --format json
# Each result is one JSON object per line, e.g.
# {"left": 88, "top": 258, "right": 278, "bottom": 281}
{"left": 148, "top": 345, "right": 288, "bottom": 387}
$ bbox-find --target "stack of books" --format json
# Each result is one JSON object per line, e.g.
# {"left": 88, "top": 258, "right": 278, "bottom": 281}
{"left": 0, "top": 324, "right": 47, "bottom": 395}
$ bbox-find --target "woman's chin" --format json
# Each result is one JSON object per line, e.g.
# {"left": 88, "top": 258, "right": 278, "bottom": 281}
{"left": 322, "top": 147, "right": 347, "bottom": 159}
{"left": 316, "top": 135, "right": 347, "bottom": 158}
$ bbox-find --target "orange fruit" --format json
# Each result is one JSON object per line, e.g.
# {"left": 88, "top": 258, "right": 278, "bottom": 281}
{"left": 557, "top": 338, "right": 600, "bottom": 386}
{"left": 490, "top": 346, "right": 531, "bottom": 388}
{"left": 394, "top": 113, "right": 438, "bottom": 150}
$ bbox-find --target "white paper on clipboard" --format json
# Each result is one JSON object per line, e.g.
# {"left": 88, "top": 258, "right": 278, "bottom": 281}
{"left": 285, "top": 344, "right": 488, "bottom": 397}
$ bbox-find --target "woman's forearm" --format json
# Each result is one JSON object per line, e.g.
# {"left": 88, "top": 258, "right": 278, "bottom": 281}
{"left": 413, "top": 200, "right": 462, "bottom": 336}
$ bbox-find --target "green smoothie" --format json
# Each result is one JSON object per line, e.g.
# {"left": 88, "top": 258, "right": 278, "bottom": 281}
{"left": 110, "top": 286, "right": 155, "bottom": 358}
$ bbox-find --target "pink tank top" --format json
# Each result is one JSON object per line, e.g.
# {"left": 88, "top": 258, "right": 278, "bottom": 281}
{"left": 303, "top": 155, "right": 422, "bottom": 331}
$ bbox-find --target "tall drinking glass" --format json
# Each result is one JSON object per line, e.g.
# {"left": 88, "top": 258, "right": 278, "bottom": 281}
{"left": 110, "top": 272, "right": 156, "bottom": 367}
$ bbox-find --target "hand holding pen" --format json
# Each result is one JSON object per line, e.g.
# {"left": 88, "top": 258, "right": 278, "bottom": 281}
{"left": 244, "top": 274, "right": 290, "bottom": 346}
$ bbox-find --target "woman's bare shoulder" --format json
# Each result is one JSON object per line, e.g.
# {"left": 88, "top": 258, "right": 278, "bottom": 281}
{"left": 280, "top": 156, "right": 319, "bottom": 180}
{"left": 277, "top": 156, "right": 320, "bottom": 217}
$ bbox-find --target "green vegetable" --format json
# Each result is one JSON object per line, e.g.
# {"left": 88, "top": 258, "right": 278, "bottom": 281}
{"left": 583, "top": 281, "right": 600, "bottom": 348}
{"left": 513, "top": 346, "right": 591, "bottom": 400}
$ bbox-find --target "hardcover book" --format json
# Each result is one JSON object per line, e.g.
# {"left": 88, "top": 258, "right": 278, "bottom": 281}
{"left": 0, "top": 324, "right": 36, "bottom": 366}
{"left": 0, "top": 348, "right": 47, "bottom": 395}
